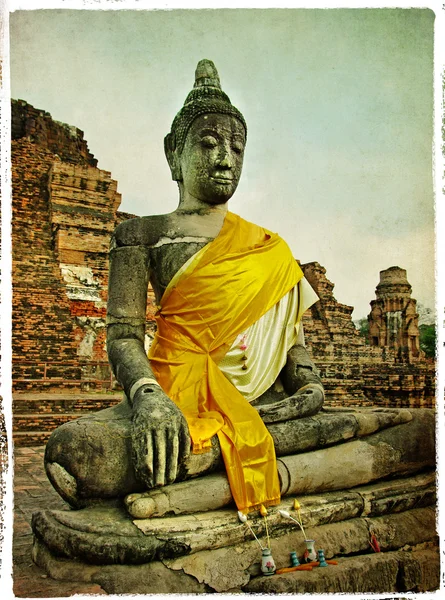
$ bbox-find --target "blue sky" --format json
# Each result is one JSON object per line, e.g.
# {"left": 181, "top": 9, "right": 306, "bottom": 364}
{"left": 8, "top": 6, "right": 437, "bottom": 319}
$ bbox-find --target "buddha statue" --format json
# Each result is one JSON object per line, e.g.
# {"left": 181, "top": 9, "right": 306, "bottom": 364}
{"left": 44, "top": 59, "right": 324, "bottom": 513}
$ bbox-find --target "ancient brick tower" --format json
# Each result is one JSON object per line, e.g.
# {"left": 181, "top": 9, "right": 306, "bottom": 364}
{"left": 11, "top": 99, "right": 139, "bottom": 391}
{"left": 368, "top": 266, "right": 422, "bottom": 361}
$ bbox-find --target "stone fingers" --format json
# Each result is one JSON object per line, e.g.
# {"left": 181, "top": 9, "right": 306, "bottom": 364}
{"left": 132, "top": 409, "right": 191, "bottom": 488}
{"left": 154, "top": 424, "right": 185, "bottom": 486}
{"left": 179, "top": 420, "right": 192, "bottom": 462}
{"left": 153, "top": 429, "right": 168, "bottom": 487}
{"left": 164, "top": 417, "right": 191, "bottom": 484}
{"left": 131, "top": 419, "right": 149, "bottom": 487}
{"left": 165, "top": 431, "right": 179, "bottom": 484}
{"left": 258, "top": 402, "right": 291, "bottom": 423}
{"left": 295, "top": 385, "right": 325, "bottom": 416}
{"left": 143, "top": 429, "right": 155, "bottom": 488}
{"left": 258, "top": 385, "right": 325, "bottom": 424}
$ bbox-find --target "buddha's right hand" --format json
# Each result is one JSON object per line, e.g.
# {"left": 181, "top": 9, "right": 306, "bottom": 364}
{"left": 131, "top": 385, "right": 191, "bottom": 488}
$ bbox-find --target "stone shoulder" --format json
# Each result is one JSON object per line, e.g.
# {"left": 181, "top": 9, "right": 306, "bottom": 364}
{"left": 112, "top": 215, "right": 171, "bottom": 249}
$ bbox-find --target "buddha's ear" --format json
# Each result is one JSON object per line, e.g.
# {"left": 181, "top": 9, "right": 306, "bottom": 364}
{"left": 164, "top": 133, "right": 182, "bottom": 181}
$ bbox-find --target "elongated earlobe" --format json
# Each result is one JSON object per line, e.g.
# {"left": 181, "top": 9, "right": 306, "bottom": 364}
{"left": 164, "top": 133, "right": 182, "bottom": 181}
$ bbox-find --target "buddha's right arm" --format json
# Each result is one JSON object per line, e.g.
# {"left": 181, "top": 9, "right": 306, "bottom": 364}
{"left": 106, "top": 243, "right": 157, "bottom": 403}
{"left": 106, "top": 236, "right": 191, "bottom": 487}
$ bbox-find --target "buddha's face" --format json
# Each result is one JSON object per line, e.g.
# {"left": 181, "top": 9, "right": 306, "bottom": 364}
{"left": 178, "top": 113, "right": 246, "bottom": 205}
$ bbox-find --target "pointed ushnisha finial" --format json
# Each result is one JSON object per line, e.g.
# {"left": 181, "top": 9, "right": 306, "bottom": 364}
{"left": 194, "top": 59, "right": 221, "bottom": 89}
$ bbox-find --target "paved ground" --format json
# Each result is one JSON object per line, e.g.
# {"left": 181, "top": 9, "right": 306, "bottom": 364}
{"left": 8, "top": 446, "right": 108, "bottom": 597}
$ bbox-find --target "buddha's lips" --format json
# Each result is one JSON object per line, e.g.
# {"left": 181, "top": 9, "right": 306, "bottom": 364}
{"left": 211, "top": 176, "right": 233, "bottom": 184}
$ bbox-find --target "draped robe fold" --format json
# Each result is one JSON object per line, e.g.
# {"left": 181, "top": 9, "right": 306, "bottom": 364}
{"left": 148, "top": 211, "right": 304, "bottom": 512}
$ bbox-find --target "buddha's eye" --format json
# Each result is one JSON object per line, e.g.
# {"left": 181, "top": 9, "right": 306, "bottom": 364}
{"left": 201, "top": 135, "right": 218, "bottom": 148}
{"left": 232, "top": 142, "right": 244, "bottom": 154}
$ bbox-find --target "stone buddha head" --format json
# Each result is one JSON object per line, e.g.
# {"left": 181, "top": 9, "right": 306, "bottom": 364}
{"left": 165, "top": 60, "right": 247, "bottom": 205}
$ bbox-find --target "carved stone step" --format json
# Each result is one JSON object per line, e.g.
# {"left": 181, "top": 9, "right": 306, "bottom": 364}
{"left": 32, "top": 507, "right": 439, "bottom": 594}
{"left": 31, "top": 473, "right": 436, "bottom": 566}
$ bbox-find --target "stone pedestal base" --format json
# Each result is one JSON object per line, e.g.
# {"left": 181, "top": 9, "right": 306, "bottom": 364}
{"left": 32, "top": 408, "right": 438, "bottom": 593}
{"left": 32, "top": 472, "right": 438, "bottom": 594}
{"left": 32, "top": 532, "right": 439, "bottom": 595}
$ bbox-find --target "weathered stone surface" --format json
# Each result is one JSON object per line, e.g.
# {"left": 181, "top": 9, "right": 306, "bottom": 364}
{"left": 314, "top": 506, "right": 437, "bottom": 557}
{"left": 364, "top": 506, "right": 437, "bottom": 552}
{"left": 280, "top": 408, "right": 434, "bottom": 496}
{"left": 32, "top": 538, "right": 207, "bottom": 594}
{"left": 32, "top": 473, "right": 435, "bottom": 565}
{"left": 396, "top": 543, "right": 441, "bottom": 592}
{"left": 124, "top": 408, "right": 434, "bottom": 517}
{"left": 44, "top": 396, "right": 223, "bottom": 505}
{"left": 134, "top": 477, "right": 436, "bottom": 553}
{"left": 356, "top": 471, "right": 435, "bottom": 517}
{"left": 32, "top": 506, "right": 163, "bottom": 565}
{"left": 368, "top": 266, "right": 423, "bottom": 361}
{"left": 244, "top": 547, "right": 439, "bottom": 594}
{"left": 44, "top": 404, "right": 422, "bottom": 508}
{"left": 32, "top": 519, "right": 439, "bottom": 594}
{"left": 125, "top": 473, "right": 232, "bottom": 519}
{"left": 44, "top": 400, "right": 141, "bottom": 502}
{"left": 237, "top": 512, "right": 434, "bottom": 586}
{"left": 165, "top": 544, "right": 255, "bottom": 592}
{"left": 268, "top": 406, "right": 413, "bottom": 456}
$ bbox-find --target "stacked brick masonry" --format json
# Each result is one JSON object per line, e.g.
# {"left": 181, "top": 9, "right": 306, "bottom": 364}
{"left": 11, "top": 99, "right": 435, "bottom": 445}
{"left": 49, "top": 161, "right": 121, "bottom": 368}
{"left": 12, "top": 99, "right": 97, "bottom": 166}
{"left": 301, "top": 262, "right": 435, "bottom": 408}
{"left": 368, "top": 267, "right": 423, "bottom": 362}
{"left": 12, "top": 140, "right": 81, "bottom": 380}
{"left": 11, "top": 101, "right": 156, "bottom": 393}
{"left": 12, "top": 392, "right": 123, "bottom": 446}
{"left": 362, "top": 363, "right": 436, "bottom": 408}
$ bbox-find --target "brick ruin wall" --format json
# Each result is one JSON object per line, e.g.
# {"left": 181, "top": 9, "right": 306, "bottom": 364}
{"left": 11, "top": 100, "right": 435, "bottom": 413}
{"left": 11, "top": 100, "right": 156, "bottom": 393}
{"left": 301, "top": 263, "right": 435, "bottom": 409}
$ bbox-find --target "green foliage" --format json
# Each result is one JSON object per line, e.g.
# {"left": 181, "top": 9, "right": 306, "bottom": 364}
{"left": 419, "top": 323, "right": 436, "bottom": 358}
{"left": 355, "top": 317, "right": 370, "bottom": 343}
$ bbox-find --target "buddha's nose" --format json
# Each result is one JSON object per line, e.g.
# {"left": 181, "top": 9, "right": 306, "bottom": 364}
{"left": 216, "top": 147, "right": 233, "bottom": 168}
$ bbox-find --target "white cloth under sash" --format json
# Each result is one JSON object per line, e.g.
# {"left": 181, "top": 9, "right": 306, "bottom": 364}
{"left": 218, "top": 277, "right": 319, "bottom": 402}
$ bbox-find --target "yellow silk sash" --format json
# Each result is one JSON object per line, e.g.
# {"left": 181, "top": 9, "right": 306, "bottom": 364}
{"left": 148, "top": 212, "right": 303, "bottom": 512}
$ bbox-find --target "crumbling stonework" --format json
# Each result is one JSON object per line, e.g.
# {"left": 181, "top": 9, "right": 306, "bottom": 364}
{"left": 11, "top": 100, "right": 156, "bottom": 394}
{"left": 12, "top": 137, "right": 82, "bottom": 381}
{"left": 300, "top": 262, "right": 435, "bottom": 409}
{"left": 11, "top": 100, "right": 435, "bottom": 446}
{"left": 301, "top": 262, "right": 373, "bottom": 405}
{"left": 12, "top": 99, "right": 97, "bottom": 166}
{"left": 368, "top": 266, "right": 422, "bottom": 361}
{"left": 49, "top": 161, "right": 121, "bottom": 367}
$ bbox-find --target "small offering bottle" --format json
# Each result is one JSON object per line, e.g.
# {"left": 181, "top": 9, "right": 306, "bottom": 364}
{"left": 261, "top": 548, "right": 276, "bottom": 575}
{"left": 304, "top": 539, "right": 317, "bottom": 562}
{"left": 317, "top": 549, "right": 328, "bottom": 567}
